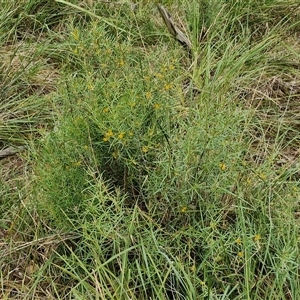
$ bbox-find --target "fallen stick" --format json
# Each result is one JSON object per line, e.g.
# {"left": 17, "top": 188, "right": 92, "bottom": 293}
{"left": 0, "top": 146, "right": 24, "bottom": 159}
{"left": 157, "top": 4, "right": 192, "bottom": 50}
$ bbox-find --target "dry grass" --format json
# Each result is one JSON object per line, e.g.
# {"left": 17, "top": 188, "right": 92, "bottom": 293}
{"left": 0, "top": 43, "right": 59, "bottom": 98}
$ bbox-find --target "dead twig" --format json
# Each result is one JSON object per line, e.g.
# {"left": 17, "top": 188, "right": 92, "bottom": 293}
{"left": 157, "top": 4, "right": 192, "bottom": 50}
{"left": 0, "top": 146, "right": 24, "bottom": 159}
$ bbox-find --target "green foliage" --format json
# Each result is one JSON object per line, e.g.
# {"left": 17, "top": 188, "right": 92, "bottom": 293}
{"left": 1, "top": 0, "right": 299, "bottom": 299}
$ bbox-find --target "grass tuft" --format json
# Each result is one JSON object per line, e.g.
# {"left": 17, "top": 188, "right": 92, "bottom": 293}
{"left": 1, "top": 1, "right": 299, "bottom": 299}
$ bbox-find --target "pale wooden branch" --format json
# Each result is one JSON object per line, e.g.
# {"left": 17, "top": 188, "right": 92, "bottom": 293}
{"left": 157, "top": 5, "right": 192, "bottom": 50}
{"left": 0, "top": 146, "right": 24, "bottom": 159}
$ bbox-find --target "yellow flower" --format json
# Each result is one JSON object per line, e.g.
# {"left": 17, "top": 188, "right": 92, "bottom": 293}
{"left": 145, "top": 92, "right": 152, "bottom": 100}
{"left": 154, "top": 72, "right": 164, "bottom": 79}
{"left": 210, "top": 222, "right": 217, "bottom": 230}
{"left": 164, "top": 83, "right": 173, "bottom": 91}
{"left": 219, "top": 163, "right": 226, "bottom": 171}
{"left": 142, "top": 146, "right": 148, "bottom": 153}
{"left": 103, "top": 129, "right": 114, "bottom": 141}
{"left": 168, "top": 64, "right": 175, "bottom": 71}
{"left": 190, "top": 265, "right": 196, "bottom": 272}
{"left": 130, "top": 158, "right": 137, "bottom": 165}
{"left": 103, "top": 107, "right": 109, "bottom": 113}
{"left": 107, "top": 129, "right": 113, "bottom": 136}
{"left": 214, "top": 255, "right": 223, "bottom": 262}
{"left": 235, "top": 238, "right": 242, "bottom": 245}
{"left": 237, "top": 251, "right": 243, "bottom": 258}
{"left": 161, "top": 66, "right": 168, "bottom": 73}
{"left": 71, "top": 28, "right": 80, "bottom": 41}
{"left": 117, "top": 60, "right": 125, "bottom": 67}
{"left": 87, "top": 82, "right": 94, "bottom": 91}
{"left": 181, "top": 206, "right": 187, "bottom": 212}
{"left": 259, "top": 173, "right": 266, "bottom": 180}
{"left": 72, "top": 161, "right": 82, "bottom": 167}
{"left": 153, "top": 103, "right": 160, "bottom": 109}
{"left": 112, "top": 151, "right": 119, "bottom": 159}
{"left": 253, "top": 234, "right": 261, "bottom": 242}
{"left": 118, "top": 132, "right": 125, "bottom": 139}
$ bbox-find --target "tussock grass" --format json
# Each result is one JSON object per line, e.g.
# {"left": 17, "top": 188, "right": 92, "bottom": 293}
{"left": 1, "top": 1, "right": 299, "bottom": 299}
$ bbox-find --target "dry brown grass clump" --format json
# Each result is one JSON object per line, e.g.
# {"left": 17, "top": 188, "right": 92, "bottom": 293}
{"left": 245, "top": 74, "right": 300, "bottom": 172}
